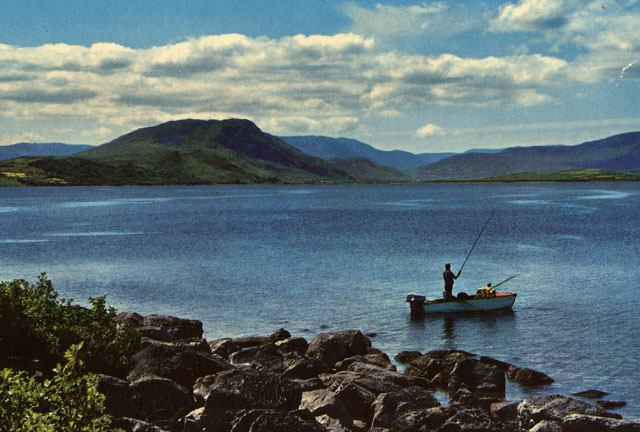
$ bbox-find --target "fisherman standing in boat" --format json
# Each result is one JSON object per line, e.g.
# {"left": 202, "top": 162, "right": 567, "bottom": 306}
{"left": 443, "top": 263, "right": 461, "bottom": 299}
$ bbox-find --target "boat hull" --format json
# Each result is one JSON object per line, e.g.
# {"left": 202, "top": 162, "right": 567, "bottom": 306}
{"left": 407, "top": 292, "right": 517, "bottom": 314}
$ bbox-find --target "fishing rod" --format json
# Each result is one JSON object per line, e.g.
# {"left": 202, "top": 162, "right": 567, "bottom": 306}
{"left": 458, "top": 210, "right": 495, "bottom": 275}
{"left": 492, "top": 274, "right": 518, "bottom": 290}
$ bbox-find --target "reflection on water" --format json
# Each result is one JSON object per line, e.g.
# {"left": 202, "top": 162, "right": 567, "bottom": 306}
{"left": 408, "top": 310, "right": 517, "bottom": 351}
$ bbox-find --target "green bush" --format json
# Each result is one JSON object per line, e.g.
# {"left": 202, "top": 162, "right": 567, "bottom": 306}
{"left": 0, "top": 274, "right": 140, "bottom": 371}
{"left": 0, "top": 343, "right": 114, "bottom": 432}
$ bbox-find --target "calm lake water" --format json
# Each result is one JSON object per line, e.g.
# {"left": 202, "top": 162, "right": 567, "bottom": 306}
{"left": 1, "top": 183, "right": 639, "bottom": 419}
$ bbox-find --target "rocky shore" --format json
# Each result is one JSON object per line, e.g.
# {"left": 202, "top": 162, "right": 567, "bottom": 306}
{"left": 94, "top": 312, "right": 640, "bottom": 432}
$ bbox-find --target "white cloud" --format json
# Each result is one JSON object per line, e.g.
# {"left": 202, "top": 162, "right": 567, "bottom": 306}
{"left": 416, "top": 123, "right": 446, "bottom": 138}
{"left": 491, "top": 0, "right": 568, "bottom": 32}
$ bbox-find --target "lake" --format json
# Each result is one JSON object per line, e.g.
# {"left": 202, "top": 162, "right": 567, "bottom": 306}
{"left": 1, "top": 183, "right": 639, "bottom": 419}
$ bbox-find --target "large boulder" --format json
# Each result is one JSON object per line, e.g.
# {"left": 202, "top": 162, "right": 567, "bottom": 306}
{"left": 562, "top": 413, "right": 640, "bottom": 432}
{"left": 305, "top": 330, "right": 371, "bottom": 369}
{"left": 300, "top": 388, "right": 353, "bottom": 428}
{"left": 229, "top": 409, "right": 326, "bottom": 432}
{"left": 506, "top": 365, "right": 554, "bottom": 387}
{"left": 203, "top": 368, "right": 302, "bottom": 412}
{"left": 142, "top": 314, "right": 203, "bottom": 340}
{"left": 335, "top": 352, "right": 395, "bottom": 372}
{"left": 127, "top": 341, "right": 233, "bottom": 388}
{"left": 283, "top": 357, "right": 328, "bottom": 380}
{"left": 321, "top": 365, "right": 430, "bottom": 396}
{"left": 114, "top": 312, "right": 144, "bottom": 328}
{"left": 129, "top": 375, "right": 194, "bottom": 424}
{"left": 394, "top": 350, "right": 423, "bottom": 365}
{"left": 518, "top": 394, "right": 622, "bottom": 430}
{"left": 331, "top": 381, "right": 375, "bottom": 423}
{"left": 369, "top": 386, "right": 441, "bottom": 431}
{"left": 404, "top": 349, "right": 475, "bottom": 388}
{"left": 95, "top": 374, "right": 134, "bottom": 418}
{"left": 448, "top": 357, "right": 506, "bottom": 396}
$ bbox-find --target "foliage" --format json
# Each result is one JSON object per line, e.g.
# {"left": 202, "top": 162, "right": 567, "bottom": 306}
{"left": 0, "top": 274, "right": 140, "bottom": 371}
{"left": 0, "top": 343, "right": 115, "bottom": 432}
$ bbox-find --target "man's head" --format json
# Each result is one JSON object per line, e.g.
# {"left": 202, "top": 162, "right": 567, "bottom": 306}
{"left": 445, "top": 263, "right": 451, "bottom": 270}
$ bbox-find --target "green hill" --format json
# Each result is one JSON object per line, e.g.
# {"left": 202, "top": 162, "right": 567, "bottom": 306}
{"left": 0, "top": 119, "right": 353, "bottom": 185}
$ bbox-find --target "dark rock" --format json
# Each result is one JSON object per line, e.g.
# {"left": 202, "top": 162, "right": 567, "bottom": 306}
{"left": 95, "top": 374, "right": 134, "bottom": 418}
{"left": 249, "top": 343, "right": 299, "bottom": 373}
{"left": 283, "top": 356, "right": 328, "bottom": 380}
{"left": 425, "top": 349, "right": 476, "bottom": 359}
{"left": 80, "top": 350, "right": 127, "bottom": 377}
{"left": 129, "top": 375, "right": 194, "bottom": 423}
{"left": 229, "top": 346, "right": 261, "bottom": 365}
{"left": 322, "top": 368, "right": 430, "bottom": 396}
{"left": 270, "top": 328, "right": 291, "bottom": 342}
{"left": 440, "top": 403, "right": 510, "bottom": 432}
{"left": 529, "top": 419, "right": 563, "bottom": 432}
{"left": 127, "top": 342, "right": 233, "bottom": 388}
{"left": 572, "top": 389, "right": 610, "bottom": 399}
{"left": 331, "top": 381, "right": 375, "bottom": 422}
{"left": 562, "top": 413, "right": 640, "bottom": 432}
{"left": 518, "top": 394, "right": 622, "bottom": 430}
{"left": 451, "top": 388, "right": 481, "bottom": 409}
{"left": 231, "top": 335, "right": 272, "bottom": 349}
{"left": 292, "top": 377, "right": 326, "bottom": 392}
{"left": 143, "top": 314, "right": 203, "bottom": 340}
{"left": 479, "top": 355, "right": 513, "bottom": 371}
{"left": 306, "top": 329, "right": 371, "bottom": 368}
{"left": 300, "top": 388, "right": 353, "bottom": 428}
{"left": 229, "top": 409, "right": 326, "bottom": 432}
{"left": 138, "top": 326, "right": 172, "bottom": 342}
{"left": 110, "top": 416, "right": 168, "bottom": 432}
{"left": 347, "top": 362, "right": 432, "bottom": 393}
{"left": 181, "top": 407, "right": 205, "bottom": 432}
{"left": 404, "top": 349, "right": 476, "bottom": 389}
{"left": 209, "top": 338, "right": 234, "bottom": 358}
{"left": 203, "top": 368, "right": 302, "bottom": 412}
{"left": 596, "top": 400, "right": 627, "bottom": 409}
{"left": 370, "top": 386, "right": 441, "bottom": 431}
{"left": 335, "top": 353, "right": 396, "bottom": 372}
{"left": 490, "top": 401, "right": 520, "bottom": 424}
{"left": 275, "top": 337, "right": 309, "bottom": 356}
{"left": 394, "top": 350, "right": 422, "bottom": 364}
{"left": 507, "top": 365, "right": 554, "bottom": 387}
{"left": 449, "top": 358, "right": 505, "bottom": 396}
{"left": 115, "top": 312, "right": 144, "bottom": 328}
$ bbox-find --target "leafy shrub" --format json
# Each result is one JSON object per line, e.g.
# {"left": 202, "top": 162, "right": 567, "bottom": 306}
{"left": 0, "top": 274, "right": 139, "bottom": 372}
{"left": 0, "top": 343, "right": 114, "bottom": 432}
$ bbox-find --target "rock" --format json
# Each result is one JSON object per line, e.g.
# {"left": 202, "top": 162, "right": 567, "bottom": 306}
{"left": 572, "top": 389, "right": 610, "bottom": 399}
{"left": 562, "top": 413, "right": 640, "bottom": 432}
{"left": 370, "top": 386, "right": 441, "bottom": 431}
{"left": 115, "top": 312, "right": 144, "bottom": 328}
{"left": 448, "top": 357, "right": 505, "bottom": 396}
{"left": 270, "top": 328, "right": 291, "bottom": 342}
{"left": 275, "top": 337, "right": 309, "bottom": 355}
{"left": 335, "top": 353, "right": 396, "bottom": 372}
{"left": 229, "top": 409, "right": 326, "bottom": 432}
{"left": 127, "top": 342, "right": 233, "bottom": 388}
{"left": 249, "top": 343, "right": 299, "bottom": 373}
{"left": 292, "top": 377, "right": 326, "bottom": 392}
{"left": 95, "top": 374, "right": 134, "bottom": 418}
{"left": 143, "top": 314, "right": 203, "bottom": 340}
{"left": 506, "top": 365, "right": 554, "bottom": 387}
{"left": 209, "top": 338, "right": 234, "bottom": 358}
{"left": 300, "top": 388, "right": 353, "bottom": 428}
{"left": 231, "top": 335, "right": 272, "bottom": 349}
{"left": 596, "top": 400, "right": 627, "bottom": 409}
{"left": 479, "top": 355, "right": 513, "bottom": 371}
{"left": 138, "top": 326, "right": 172, "bottom": 342}
{"left": 451, "top": 388, "right": 481, "bottom": 409}
{"left": 305, "top": 329, "right": 371, "bottom": 368}
{"left": 518, "top": 394, "right": 622, "bottom": 430}
{"left": 322, "top": 368, "right": 430, "bottom": 396}
{"left": 181, "top": 407, "right": 205, "bottom": 432}
{"left": 528, "top": 419, "right": 563, "bottom": 432}
{"left": 314, "top": 414, "right": 352, "bottom": 432}
{"left": 202, "top": 368, "right": 302, "bottom": 412}
{"left": 110, "top": 417, "right": 169, "bottom": 432}
{"left": 440, "top": 403, "right": 510, "bottom": 432}
{"left": 129, "top": 375, "right": 194, "bottom": 423}
{"left": 425, "top": 348, "right": 476, "bottom": 359}
{"left": 331, "top": 381, "right": 375, "bottom": 422}
{"left": 283, "top": 357, "right": 328, "bottom": 380}
{"left": 404, "top": 349, "right": 475, "bottom": 388}
{"left": 490, "top": 401, "right": 520, "bottom": 424}
{"left": 394, "top": 350, "right": 422, "bottom": 364}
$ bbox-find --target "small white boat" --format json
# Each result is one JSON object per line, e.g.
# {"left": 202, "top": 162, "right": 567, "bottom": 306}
{"left": 406, "top": 292, "right": 517, "bottom": 314}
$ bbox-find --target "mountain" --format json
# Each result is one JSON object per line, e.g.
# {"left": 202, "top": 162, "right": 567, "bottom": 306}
{"left": 281, "top": 136, "right": 454, "bottom": 170}
{"left": 0, "top": 142, "right": 92, "bottom": 161}
{"left": 331, "top": 157, "right": 413, "bottom": 183}
{"left": 75, "top": 119, "right": 350, "bottom": 184}
{"left": 412, "top": 131, "right": 640, "bottom": 180}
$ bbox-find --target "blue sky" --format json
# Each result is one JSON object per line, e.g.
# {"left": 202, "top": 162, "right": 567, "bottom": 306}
{"left": 0, "top": 0, "right": 638, "bottom": 152}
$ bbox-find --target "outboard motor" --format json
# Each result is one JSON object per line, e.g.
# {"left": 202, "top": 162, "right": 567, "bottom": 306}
{"left": 406, "top": 294, "right": 426, "bottom": 316}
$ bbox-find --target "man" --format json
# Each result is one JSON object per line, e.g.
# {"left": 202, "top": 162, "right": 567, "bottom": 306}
{"left": 443, "top": 263, "right": 461, "bottom": 299}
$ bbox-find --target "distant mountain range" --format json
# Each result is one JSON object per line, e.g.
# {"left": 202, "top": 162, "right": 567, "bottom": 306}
{"left": 0, "top": 142, "right": 91, "bottom": 161}
{"left": 0, "top": 120, "right": 638, "bottom": 185}
{"left": 280, "top": 136, "right": 454, "bottom": 170}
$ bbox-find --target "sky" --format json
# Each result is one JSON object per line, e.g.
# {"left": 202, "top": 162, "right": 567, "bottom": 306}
{"left": 0, "top": 0, "right": 638, "bottom": 152}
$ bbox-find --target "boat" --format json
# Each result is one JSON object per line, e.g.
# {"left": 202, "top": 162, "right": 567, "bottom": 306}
{"left": 406, "top": 292, "right": 517, "bottom": 315}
